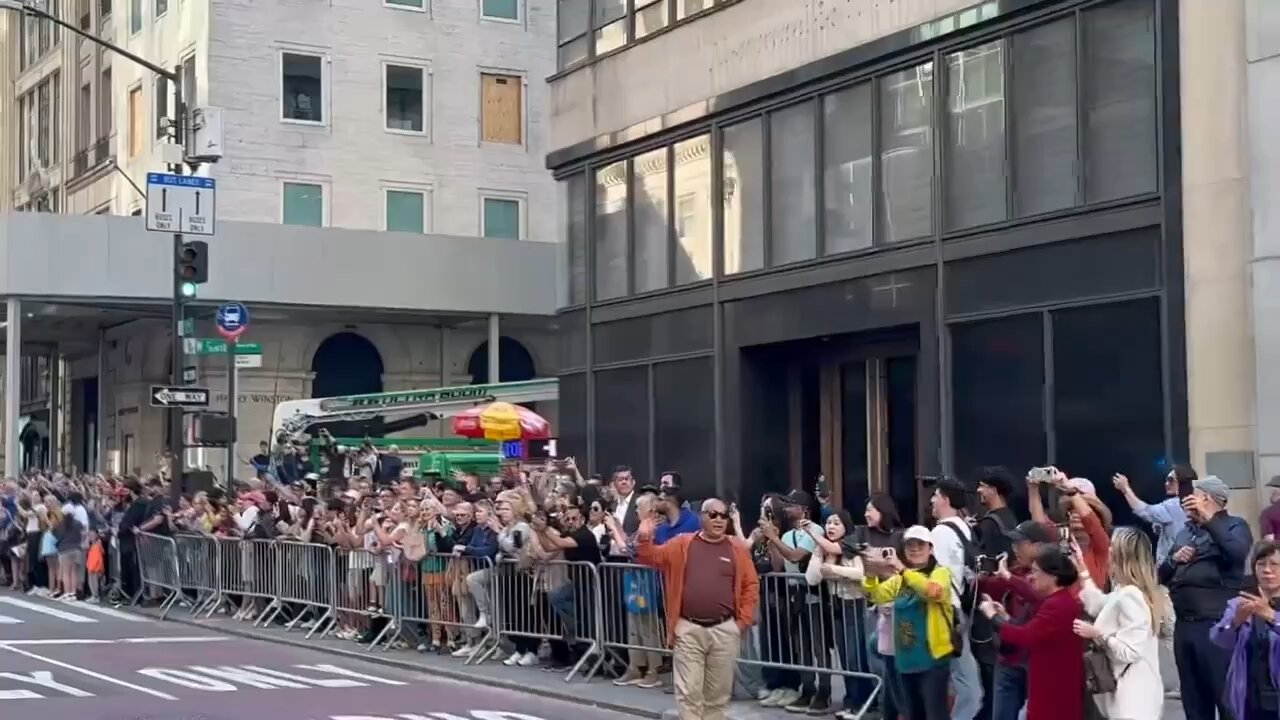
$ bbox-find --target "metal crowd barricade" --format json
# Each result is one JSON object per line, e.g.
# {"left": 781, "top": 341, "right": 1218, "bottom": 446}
{"left": 330, "top": 547, "right": 390, "bottom": 645}
{"left": 481, "top": 557, "right": 604, "bottom": 682}
{"left": 136, "top": 532, "right": 181, "bottom": 618}
{"left": 595, "top": 561, "right": 669, "bottom": 680}
{"left": 211, "top": 537, "right": 280, "bottom": 625}
{"left": 384, "top": 551, "right": 496, "bottom": 659}
{"left": 174, "top": 533, "right": 220, "bottom": 615}
{"left": 747, "top": 571, "right": 883, "bottom": 720}
{"left": 265, "top": 540, "right": 337, "bottom": 638}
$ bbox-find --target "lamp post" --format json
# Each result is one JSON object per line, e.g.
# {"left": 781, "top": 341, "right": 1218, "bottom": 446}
{"left": 3, "top": 0, "right": 189, "bottom": 504}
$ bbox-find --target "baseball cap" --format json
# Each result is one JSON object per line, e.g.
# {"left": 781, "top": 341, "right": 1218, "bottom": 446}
{"left": 1006, "top": 520, "right": 1054, "bottom": 545}
{"left": 781, "top": 489, "right": 813, "bottom": 508}
{"left": 903, "top": 525, "right": 933, "bottom": 545}
{"left": 1066, "top": 477, "right": 1096, "bottom": 497}
{"left": 1267, "top": 475, "right": 1280, "bottom": 489}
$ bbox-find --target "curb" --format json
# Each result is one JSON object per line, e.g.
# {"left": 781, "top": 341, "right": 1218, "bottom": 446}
{"left": 134, "top": 610, "right": 663, "bottom": 719}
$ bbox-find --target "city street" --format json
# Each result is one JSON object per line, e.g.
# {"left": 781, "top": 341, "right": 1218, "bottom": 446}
{"left": 0, "top": 591, "right": 634, "bottom": 720}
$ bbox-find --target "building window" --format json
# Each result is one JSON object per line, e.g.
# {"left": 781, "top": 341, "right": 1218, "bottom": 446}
{"left": 480, "top": 73, "right": 522, "bottom": 144}
{"left": 633, "top": 147, "right": 669, "bottom": 292}
{"left": 594, "top": 0, "right": 626, "bottom": 55}
{"left": 769, "top": 101, "right": 818, "bottom": 266}
{"left": 78, "top": 83, "right": 92, "bottom": 153}
{"left": 181, "top": 55, "right": 197, "bottom": 106}
{"left": 557, "top": 0, "right": 589, "bottom": 68}
{"left": 155, "top": 0, "right": 166, "bottom": 17}
{"left": 99, "top": 68, "right": 113, "bottom": 137}
{"left": 1082, "top": 0, "right": 1157, "bottom": 203}
{"left": 481, "top": 0, "right": 518, "bottom": 21}
{"left": 822, "top": 82, "right": 873, "bottom": 255}
{"left": 384, "top": 63, "right": 426, "bottom": 133}
{"left": 385, "top": 188, "right": 427, "bottom": 233}
{"left": 594, "top": 160, "right": 629, "bottom": 301}
{"left": 721, "top": 118, "right": 765, "bottom": 274}
{"left": 634, "top": 0, "right": 667, "bottom": 39}
{"left": 482, "top": 195, "right": 523, "bottom": 239}
{"left": 386, "top": 0, "right": 425, "bottom": 9}
{"left": 673, "top": 134, "right": 711, "bottom": 284}
{"left": 49, "top": 72, "right": 60, "bottom": 165}
{"left": 945, "top": 40, "right": 1007, "bottom": 230}
{"left": 879, "top": 61, "right": 935, "bottom": 243}
{"left": 155, "top": 76, "right": 169, "bottom": 139}
{"left": 562, "top": 172, "right": 588, "bottom": 306}
{"left": 282, "top": 182, "right": 324, "bottom": 226}
{"left": 281, "top": 52, "right": 324, "bottom": 124}
{"left": 129, "top": 0, "right": 141, "bottom": 33}
{"left": 1011, "top": 18, "right": 1078, "bottom": 217}
{"left": 128, "top": 86, "right": 142, "bottom": 157}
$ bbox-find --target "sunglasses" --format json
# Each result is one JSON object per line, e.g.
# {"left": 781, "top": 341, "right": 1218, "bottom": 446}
{"left": 704, "top": 511, "right": 730, "bottom": 520}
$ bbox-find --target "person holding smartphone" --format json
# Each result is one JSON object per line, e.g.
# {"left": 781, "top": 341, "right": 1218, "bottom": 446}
{"left": 1113, "top": 465, "right": 1195, "bottom": 565}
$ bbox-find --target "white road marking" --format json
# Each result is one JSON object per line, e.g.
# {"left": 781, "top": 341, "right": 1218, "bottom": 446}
{"left": 0, "top": 670, "right": 94, "bottom": 697}
{"left": 0, "top": 645, "right": 176, "bottom": 700}
{"left": 64, "top": 602, "right": 149, "bottom": 623}
{"left": 0, "top": 598, "right": 96, "bottom": 623}
{"left": 0, "top": 615, "right": 21, "bottom": 624}
{"left": 295, "top": 664, "right": 407, "bottom": 686}
{"left": 0, "top": 636, "right": 229, "bottom": 646}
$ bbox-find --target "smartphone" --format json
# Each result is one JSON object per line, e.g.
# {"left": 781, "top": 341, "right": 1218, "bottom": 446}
{"left": 1056, "top": 524, "right": 1071, "bottom": 553}
{"left": 878, "top": 547, "right": 896, "bottom": 562}
{"left": 1030, "top": 466, "right": 1055, "bottom": 484}
{"left": 977, "top": 553, "right": 1004, "bottom": 575}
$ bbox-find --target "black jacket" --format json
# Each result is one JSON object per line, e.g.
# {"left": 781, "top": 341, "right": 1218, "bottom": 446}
{"left": 1159, "top": 510, "right": 1253, "bottom": 621}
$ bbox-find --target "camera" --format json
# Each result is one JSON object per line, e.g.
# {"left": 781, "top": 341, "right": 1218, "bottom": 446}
{"left": 977, "top": 553, "right": 1005, "bottom": 575}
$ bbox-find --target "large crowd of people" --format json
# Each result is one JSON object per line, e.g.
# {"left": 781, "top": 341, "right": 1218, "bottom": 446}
{"left": 3, "top": 447, "right": 1280, "bottom": 720}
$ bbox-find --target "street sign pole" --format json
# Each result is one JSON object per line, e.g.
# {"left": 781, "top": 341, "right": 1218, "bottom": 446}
{"left": 225, "top": 337, "right": 237, "bottom": 485}
{"left": 168, "top": 68, "right": 187, "bottom": 510}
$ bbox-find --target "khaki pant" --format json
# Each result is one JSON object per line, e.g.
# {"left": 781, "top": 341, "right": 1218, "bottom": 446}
{"left": 673, "top": 618, "right": 740, "bottom": 720}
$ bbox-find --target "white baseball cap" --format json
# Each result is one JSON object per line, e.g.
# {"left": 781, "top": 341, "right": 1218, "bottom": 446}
{"left": 903, "top": 525, "right": 933, "bottom": 545}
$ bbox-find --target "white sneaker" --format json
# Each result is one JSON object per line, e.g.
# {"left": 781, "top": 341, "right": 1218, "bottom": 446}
{"left": 760, "top": 689, "right": 787, "bottom": 707}
{"left": 756, "top": 689, "right": 773, "bottom": 701}
{"left": 451, "top": 644, "right": 476, "bottom": 658}
{"left": 503, "top": 651, "right": 522, "bottom": 666}
{"left": 474, "top": 613, "right": 488, "bottom": 629}
{"left": 517, "top": 652, "right": 538, "bottom": 667}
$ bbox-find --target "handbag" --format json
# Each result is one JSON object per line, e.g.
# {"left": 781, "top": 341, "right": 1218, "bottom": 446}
{"left": 1083, "top": 639, "right": 1119, "bottom": 694}
{"left": 402, "top": 530, "right": 428, "bottom": 563}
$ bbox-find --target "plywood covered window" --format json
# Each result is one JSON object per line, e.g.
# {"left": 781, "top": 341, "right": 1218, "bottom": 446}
{"left": 481, "top": 73, "right": 522, "bottom": 145}
{"left": 128, "top": 86, "right": 143, "bottom": 157}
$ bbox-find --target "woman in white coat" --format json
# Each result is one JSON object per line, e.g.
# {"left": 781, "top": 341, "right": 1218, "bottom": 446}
{"left": 1070, "top": 527, "right": 1167, "bottom": 720}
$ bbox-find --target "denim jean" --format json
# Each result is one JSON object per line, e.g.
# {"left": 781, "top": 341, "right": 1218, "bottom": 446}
{"left": 950, "top": 631, "right": 984, "bottom": 720}
{"left": 829, "top": 598, "right": 877, "bottom": 711}
{"left": 549, "top": 582, "right": 577, "bottom": 639}
{"left": 992, "top": 664, "right": 1027, "bottom": 720}
{"left": 388, "top": 575, "right": 426, "bottom": 645}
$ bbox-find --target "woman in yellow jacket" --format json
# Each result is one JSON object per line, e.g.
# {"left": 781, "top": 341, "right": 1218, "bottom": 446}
{"left": 862, "top": 524, "right": 954, "bottom": 720}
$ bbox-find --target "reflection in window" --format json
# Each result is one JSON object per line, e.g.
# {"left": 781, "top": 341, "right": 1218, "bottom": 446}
{"left": 594, "top": 366, "right": 651, "bottom": 482}
{"left": 1012, "top": 19, "right": 1078, "bottom": 216}
{"left": 635, "top": 0, "right": 668, "bottom": 39}
{"left": 822, "top": 83, "right": 873, "bottom": 255}
{"left": 385, "top": 189, "right": 425, "bottom": 233}
{"left": 634, "top": 147, "right": 670, "bottom": 293}
{"left": 880, "top": 62, "right": 934, "bottom": 243}
{"left": 673, "top": 134, "right": 712, "bottom": 284}
{"left": 946, "top": 41, "right": 1006, "bottom": 229}
{"left": 951, "top": 313, "right": 1046, "bottom": 480}
{"left": 283, "top": 182, "right": 324, "bottom": 226}
{"left": 562, "top": 173, "right": 588, "bottom": 306}
{"left": 594, "top": 160, "right": 629, "bottom": 300}
{"left": 594, "top": 0, "right": 627, "bottom": 54}
{"left": 677, "top": 0, "right": 711, "bottom": 20}
{"left": 654, "top": 358, "right": 715, "bottom": 499}
{"left": 282, "top": 53, "right": 324, "bottom": 123}
{"left": 1083, "top": 0, "right": 1157, "bottom": 203}
{"left": 722, "top": 118, "right": 765, "bottom": 274}
{"left": 769, "top": 102, "right": 818, "bottom": 266}
{"left": 1052, "top": 298, "right": 1163, "bottom": 528}
{"left": 557, "top": 0, "right": 590, "bottom": 67}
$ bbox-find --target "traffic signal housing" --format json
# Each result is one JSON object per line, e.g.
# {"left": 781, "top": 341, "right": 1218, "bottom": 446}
{"left": 178, "top": 240, "right": 209, "bottom": 285}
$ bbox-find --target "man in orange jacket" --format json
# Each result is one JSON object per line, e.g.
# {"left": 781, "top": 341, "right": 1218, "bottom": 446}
{"left": 636, "top": 497, "right": 759, "bottom": 720}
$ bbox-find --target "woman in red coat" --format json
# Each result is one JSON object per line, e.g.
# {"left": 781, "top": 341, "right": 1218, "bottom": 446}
{"left": 978, "top": 544, "right": 1085, "bottom": 720}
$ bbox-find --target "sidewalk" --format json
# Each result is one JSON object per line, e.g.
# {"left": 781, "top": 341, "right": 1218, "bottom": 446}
{"left": 130, "top": 606, "right": 1187, "bottom": 720}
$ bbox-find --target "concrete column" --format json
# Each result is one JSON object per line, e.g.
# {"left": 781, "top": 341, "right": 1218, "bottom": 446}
{"left": 47, "top": 345, "right": 59, "bottom": 469}
{"left": 487, "top": 313, "right": 500, "bottom": 384}
{"left": 1247, "top": 0, "right": 1280, "bottom": 502}
{"left": 96, "top": 328, "right": 106, "bottom": 473}
{"left": 4, "top": 298, "right": 20, "bottom": 478}
{"left": 1180, "top": 0, "right": 1258, "bottom": 518}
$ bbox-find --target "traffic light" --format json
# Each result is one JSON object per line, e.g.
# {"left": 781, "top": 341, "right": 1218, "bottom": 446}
{"left": 177, "top": 240, "right": 209, "bottom": 285}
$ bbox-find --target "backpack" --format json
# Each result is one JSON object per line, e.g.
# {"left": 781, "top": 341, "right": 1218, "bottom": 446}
{"left": 935, "top": 518, "right": 978, "bottom": 613}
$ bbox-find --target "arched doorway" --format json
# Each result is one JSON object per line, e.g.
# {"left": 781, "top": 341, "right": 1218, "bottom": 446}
{"left": 311, "top": 332, "right": 384, "bottom": 438}
{"left": 467, "top": 336, "right": 536, "bottom": 385}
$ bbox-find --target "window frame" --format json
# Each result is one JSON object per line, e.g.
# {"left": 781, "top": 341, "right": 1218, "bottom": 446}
{"left": 278, "top": 49, "right": 328, "bottom": 127}
{"left": 384, "top": 0, "right": 427, "bottom": 13}
{"left": 381, "top": 184, "right": 432, "bottom": 233}
{"left": 381, "top": 59, "right": 431, "bottom": 137}
{"left": 279, "top": 178, "right": 329, "bottom": 227}
{"left": 479, "top": 190, "right": 527, "bottom": 240}
{"left": 154, "top": 75, "right": 170, "bottom": 141}
{"left": 478, "top": 69, "right": 526, "bottom": 147}
{"left": 126, "top": 82, "right": 143, "bottom": 159}
{"left": 154, "top": 0, "right": 167, "bottom": 20}
{"left": 128, "top": 0, "right": 141, "bottom": 34}
{"left": 479, "top": 0, "right": 521, "bottom": 24}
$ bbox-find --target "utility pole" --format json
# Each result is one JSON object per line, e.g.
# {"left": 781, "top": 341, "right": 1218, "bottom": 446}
{"left": 167, "top": 69, "right": 186, "bottom": 509}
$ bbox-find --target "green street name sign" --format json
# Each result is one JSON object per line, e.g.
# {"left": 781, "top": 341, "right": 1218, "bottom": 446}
{"left": 186, "top": 338, "right": 262, "bottom": 355}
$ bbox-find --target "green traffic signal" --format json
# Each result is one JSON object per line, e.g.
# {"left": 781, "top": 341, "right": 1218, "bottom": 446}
{"left": 180, "top": 281, "right": 198, "bottom": 298}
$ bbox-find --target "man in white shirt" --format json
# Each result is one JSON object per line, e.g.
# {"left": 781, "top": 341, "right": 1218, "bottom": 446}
{"left": 608, "top": 466, "right": 639, "bottom": 557}
{"left": 929, "top": 478, "right": 982, "bottom": 720}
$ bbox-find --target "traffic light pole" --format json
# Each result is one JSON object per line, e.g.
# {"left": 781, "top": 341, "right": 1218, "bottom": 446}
{"left": 168, "top": 71, "right": 187, "bottom": 509}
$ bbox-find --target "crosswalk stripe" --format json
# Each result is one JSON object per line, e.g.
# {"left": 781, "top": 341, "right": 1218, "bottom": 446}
{"left": 66, "top": 602, "right": 149, "bottom": 623}
{"left": 0, "top": 615, "right": 20, "bottom": 624}
{"left": 0, "top": 597, "right": 97, "bottom": 623}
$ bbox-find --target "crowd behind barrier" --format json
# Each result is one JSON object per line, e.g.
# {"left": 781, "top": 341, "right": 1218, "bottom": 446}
{"left": 136, "top": 531, "right": 880, "bottom": 706}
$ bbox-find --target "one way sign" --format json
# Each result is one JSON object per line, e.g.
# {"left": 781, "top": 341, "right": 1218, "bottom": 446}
{"left": 150, "top": 385, "right": 211, "bottom": 408}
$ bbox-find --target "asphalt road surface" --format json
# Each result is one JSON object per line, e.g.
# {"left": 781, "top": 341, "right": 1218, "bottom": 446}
{"left": 0, "top": 591, "right": 635, "bottom": 720}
